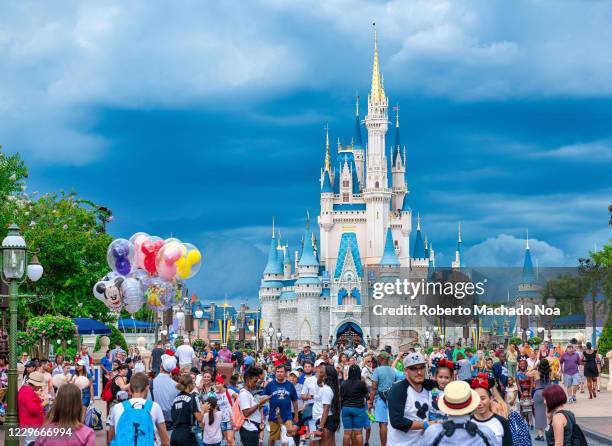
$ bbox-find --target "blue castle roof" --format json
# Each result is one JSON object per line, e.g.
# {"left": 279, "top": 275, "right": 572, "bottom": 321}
{"left": 334, "top": 232, "right": 363, "bottom": 278}
{"left": 263, "top": 235, "right": 282, "bottom": 275}
{"left": 298, "top": 231, "right": 319, "bottom": 267}
{"left": 412, "top": 223, "right": 424, "bottom": 259}
{"left": 401, "top": 196, "right": 411, "bottom": 212}
{"left": 522, "top": 244, "right": 535, "bottom": 284}
{"left": 279, "top": 290, "right": 296, "bottom": 300}
{"left": 354, "top": 104, "right": 363, "bottom": 148}
{"left": 295, "top": 276, "right": 322, "bottom": 285}
{"left": 380, "top": 228, "right": 400, "bottom": 266}
{"left": 322, "top": 170, "right": 333, "bottom": 193}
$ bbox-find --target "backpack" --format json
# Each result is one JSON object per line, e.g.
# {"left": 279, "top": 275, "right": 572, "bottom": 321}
{"left": 101, "top": 379, "right": 114, "bottom": 403}
{"left": 433, "top": 421, "right": 491, "bottom": 446}
{"left": 560, "top": 410, "right": 588, "bottom": 446}
{"left": 111, "top": 400, "right": 155, "bottom": 446}
{"left": 231, "top": 389, "right": 246, "bottom": 431}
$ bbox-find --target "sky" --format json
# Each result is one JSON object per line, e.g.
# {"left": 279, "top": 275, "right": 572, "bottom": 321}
{"left": 1, "top": 0, "right": 611, "bottom": 306}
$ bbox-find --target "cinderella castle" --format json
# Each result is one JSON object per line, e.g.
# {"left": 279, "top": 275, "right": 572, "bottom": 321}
{"left": 257, "top": 30, "right": 532, "bottom": 349}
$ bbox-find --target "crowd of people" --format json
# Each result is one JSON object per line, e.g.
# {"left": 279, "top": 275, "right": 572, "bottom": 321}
{"left": 3, "top": 336, "right": 603, "bottom": 446}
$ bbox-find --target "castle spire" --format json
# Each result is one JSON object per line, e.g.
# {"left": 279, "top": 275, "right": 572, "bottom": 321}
{"left": 380, "top": 227, "right": 400, "bottom": 266}
{"left": 522, "top": 229, "right": 535, "bottom": 284}
{"left": 370, "top": 23, "right": 385, "bottom": 105}
{"left": 324, "top": 124, "right": 331, "bottom": 173}
{"left": 412, "top": 213, "right": 424, "bottom": 258}
{"left": 354, "top": 94, "right": 363, "bottom": 148}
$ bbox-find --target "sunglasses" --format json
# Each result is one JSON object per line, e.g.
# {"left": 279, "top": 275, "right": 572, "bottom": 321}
{"left": 407, "top": 365, "right": 426, "bottom": 371}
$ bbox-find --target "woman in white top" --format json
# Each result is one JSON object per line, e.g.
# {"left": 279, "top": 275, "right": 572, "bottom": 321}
{"left": 309, "top": 365, "right": 335, "bottom": 446}
{"left": 470, "top": 375, "right": 512, "bottom": 446}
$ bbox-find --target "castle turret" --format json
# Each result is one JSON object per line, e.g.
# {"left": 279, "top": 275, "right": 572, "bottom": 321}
{"left": 260, "top": 220, "right": 282, "bottom": 334}
{"left": 451, "top": 223, "right": 463, "bottom": 269}
{"left": 283, "top": 244, "right": 292, "bottom": 278}
{"left": 296, "top": 227, "right": 322, "bottom": 344}
{"left": 319, "top": 127, "right": 334, "bottom": 261}
{"left": 391, "top": 108, "right": 408, "bottom": 210}
{"left": 353, "top": 95, "right": 365, "bottom": 185}
{"left": 363, "top": 26, "right": 391, "bottom": 263}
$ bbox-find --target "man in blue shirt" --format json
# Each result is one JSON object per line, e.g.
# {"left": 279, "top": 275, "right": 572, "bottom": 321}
{"left": 100, "top": 350, "right": 113, "bottom": 388}
{"left": 369, "top": 351, "right": 404, "bottom": 446}
{"left": 492, "top": 353, "right": 508, "bottom": 392}
{"left": 243, "top": 351, "right": 255, "bottom": 371}
{"left": 264, "top": 364, "right": 298, "bottom": 446}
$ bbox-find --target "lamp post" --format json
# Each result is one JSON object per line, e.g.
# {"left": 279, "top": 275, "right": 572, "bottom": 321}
{"left": 424, "top": 330, "right": 431, "bottom": 349}
{"left": 276, "top": 331, "right": 282, "bottom": 348}
{"left": 2, "top": 224, "right": 43, "bottom": 445}
{"left": 578, "top": 258, "right": 601, "bottom": 347}
{"left": 546, "top": 296, "right": 556, "bottom": 342}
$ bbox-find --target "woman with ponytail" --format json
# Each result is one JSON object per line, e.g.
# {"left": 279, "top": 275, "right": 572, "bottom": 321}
{"left": 531, "top": 358, "right": 552, "bottom": 441}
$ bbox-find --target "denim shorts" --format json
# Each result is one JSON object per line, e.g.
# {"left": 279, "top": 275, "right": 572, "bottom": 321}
{"left": 342, "top": 406, "right": 367, "bottom": 430}
{"left": 563, "top": 373, "right": 579, "bottom": 387}
{"left": 373, "top": 396, "right": 388, "bottom": 423}
{"left": 221, "top": 420, "right": 233, "bottom": 432}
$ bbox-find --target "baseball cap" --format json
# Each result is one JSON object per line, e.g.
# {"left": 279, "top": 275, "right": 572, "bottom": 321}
{"left": 403, "top": 352, "right": 426, "bottom": 368}
{"left": 378, "top": 351, "right": 390, "bottom": 360}
{"left": 215, "top": 375, "right": 225, "bottom": 384}
{"left": 76, "top": 359, "right": 86, "bottom": 366}
{"left": 314, "top": 359, "right": 326, "bottom": 367}
{"left": 289, "top": 370, "right": 300, "bottom": 377}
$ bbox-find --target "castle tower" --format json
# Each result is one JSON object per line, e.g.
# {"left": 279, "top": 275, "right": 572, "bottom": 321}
{"left": 516, "top": 230, "right": 541, "bottom": 336}
{"left": 451, "top": 223, "right": 463, "bottom": 270}
{"left": 363, "top": 27, "right": 391, "bottom": 263}
{"left": 259, "top": 220, "right": 282, "bottom": 332}
{"left": 320, "top": 127, "right": 334, "bottom": 261}
{"left": 295, "top": 227, "right": 322, "bottom": 344}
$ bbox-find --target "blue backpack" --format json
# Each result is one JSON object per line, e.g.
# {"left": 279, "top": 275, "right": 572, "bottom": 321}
{"left": 111, "top": 400, "right": 155, "bottom": 446}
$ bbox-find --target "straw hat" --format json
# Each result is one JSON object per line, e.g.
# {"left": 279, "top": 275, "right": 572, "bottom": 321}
{"left": 27, "top": 371, "right": 45, "bottom": 387}
{"left": 437, "top": 381, "right": 480, "bottom": 416}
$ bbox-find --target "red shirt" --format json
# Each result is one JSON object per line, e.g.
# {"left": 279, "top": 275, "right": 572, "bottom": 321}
{"left": 18, "top": 385, "right": 45, "bottom": 427}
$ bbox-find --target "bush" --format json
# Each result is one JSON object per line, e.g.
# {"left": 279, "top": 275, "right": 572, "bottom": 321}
{"left": 529, "top": 336, "right": 542, "bottom": 346}
{"left": 174, "top": 337, "right": 184, "bottom": 348}
{"left": 508, "top": 337, "right": 522, "bottom": 347}
{"left": 598, "top": 325, "right": 612, "bottom": 356}
{"left": 192, "top": 339, "right": 205, "bottom": 351}
{"left": 94, "top": 325, "right": 127, "bottom": 353}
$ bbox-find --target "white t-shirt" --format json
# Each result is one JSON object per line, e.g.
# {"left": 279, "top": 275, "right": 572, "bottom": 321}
{"left": 301, "top": 375, "right": 318, "bottom": 406}
{"left": 215, "top": 389, "right": 237, "bottom": 422}
{"left": 387, "top": 385, "right": 431, "bottom": 445}
{"left": 238, "top": 388, "right": 261, "bottom": 431}
{"left": 175, "top": 345, "right": 196, "bottom": 366}
{"left": 109, "top": 398, "right": 165, "bottom": 446}
{"left": 471, "top": 415, "right": 505, "bottom": 446}
{"left": 311, "top": 384, "right": 333, "bottom": 421}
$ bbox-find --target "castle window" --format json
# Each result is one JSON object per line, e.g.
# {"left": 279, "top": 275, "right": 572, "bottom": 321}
{"left": 342, "top": 193, "right": 349, "bottom": 202}
{"left": 375, "top": 181, "right": 379, "bottom": 189}
{"left": 343, "top": 180, "right": 349, "bottom": 188}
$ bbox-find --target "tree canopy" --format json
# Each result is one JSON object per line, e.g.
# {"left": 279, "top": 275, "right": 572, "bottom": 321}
{"left": 0, "top": 147, "right": 114, "bottom": 327}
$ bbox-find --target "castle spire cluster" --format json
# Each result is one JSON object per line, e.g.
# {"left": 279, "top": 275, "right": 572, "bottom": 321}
{"left": 259, "top": 28, "right": 469, "bottom": 346}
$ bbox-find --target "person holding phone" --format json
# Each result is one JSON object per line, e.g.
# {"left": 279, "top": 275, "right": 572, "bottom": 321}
{"left": 239, "top": 366, "right": 271, "bottom": 446}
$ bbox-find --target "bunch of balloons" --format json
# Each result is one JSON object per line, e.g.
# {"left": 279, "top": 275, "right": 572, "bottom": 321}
{"left": 93, "top": 232, "right": 203, "bottom": 314}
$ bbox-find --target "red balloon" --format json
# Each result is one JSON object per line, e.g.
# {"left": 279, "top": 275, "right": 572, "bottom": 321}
{"left": 142, "top": 239, "right": 163, "bottom": 275}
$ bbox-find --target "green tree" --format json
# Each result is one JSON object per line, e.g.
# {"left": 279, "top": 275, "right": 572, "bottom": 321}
{"left": 0, "top": 147, "right": 114, "bottom": 327}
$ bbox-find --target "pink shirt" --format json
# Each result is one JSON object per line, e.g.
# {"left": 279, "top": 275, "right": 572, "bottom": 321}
{"left": 217, "top": 349, "right": 232, "bottom": 363}
{"left": 34, "top": 424, "right": 96, "bottom": 446}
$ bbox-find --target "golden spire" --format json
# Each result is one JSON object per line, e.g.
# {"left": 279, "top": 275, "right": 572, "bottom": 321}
{"left": 324, "top": 124, "right": 331, "bottom": 172}
{"left": 370, "top": 23, "right": 385, "bottom": 104}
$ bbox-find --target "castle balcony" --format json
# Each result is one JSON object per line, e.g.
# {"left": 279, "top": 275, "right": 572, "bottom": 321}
{"left": 333, "top": 304, "right": 363, "bottom": 316}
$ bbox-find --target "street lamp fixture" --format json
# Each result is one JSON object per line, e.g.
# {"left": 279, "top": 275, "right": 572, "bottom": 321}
{"left": 248, "top": 324, "right": 255, "bottom": 332}
{"left": 194, "top": 309, "right": 204, "bottom": 319}
{"left": 267, "top": 324, "right": 275, "bottom": 337}
{"left": 175, "top": 310, "right": 185, "bottom": 321}
{"left": 2, "top": 224, "right": 43, "bottom": 444}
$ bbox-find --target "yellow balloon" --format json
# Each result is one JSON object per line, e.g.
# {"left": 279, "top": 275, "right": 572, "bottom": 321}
{"left": 177, "top": 265, "right": 191, "bottom": 279}
{"left": 176, "top": 257, "right": 187, "bottom": 269}
{"left": 187, "top": 249, "right": 202, "bottom": 264}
